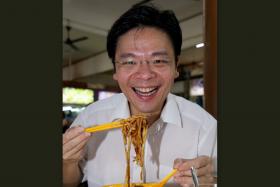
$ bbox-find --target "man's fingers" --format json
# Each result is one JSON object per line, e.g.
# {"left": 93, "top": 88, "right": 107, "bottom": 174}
{"left": 63, "top": 132, "right": 90, "bottom": 154}
{"left": 175, "top": 170, "right": 192, "bottom": 177}
{"left": 63, "top": 137, "right": 89, "bottom": 160}
{"left": 196, "top": 162, "right": 214, "bottom": 177}
{"left": 174, "top": 158, "right": 187, "bottom": 169}
{"left": 194, "top": 156, "right": 211, "bottom": 169}
{"left": 63, "top": 126, "right": 86, "bottom": 145}
{"left": 173, "top": 156, "right": 215, "bottom": 187}
{"left": 174, "top": 175, "right": 215, "bottom": 187}
{"left": 179, "top": 156, "right": 211, "bottom": 171}
{"left": 174, "top": 166, "right": 213, "bottom": 179}
{"left": 63, "top": 148, "right": 85, "bottom": 163}
{"left": 198, "top": 175, "right": 216, "bottom": 186}
{"left": 174, "top": 175, "right": 193, "bottom": 185}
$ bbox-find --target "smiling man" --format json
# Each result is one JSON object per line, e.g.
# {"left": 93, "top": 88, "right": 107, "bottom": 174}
{"left": 63, "top": 4, "right": 217, "bottom": 187}
{"left": 113, "top": 27, "right": 179, "bottom": 119}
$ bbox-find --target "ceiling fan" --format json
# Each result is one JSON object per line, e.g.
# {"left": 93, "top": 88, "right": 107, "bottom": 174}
{"left": 64, "top": 25, "right": 88, "bottom": 51}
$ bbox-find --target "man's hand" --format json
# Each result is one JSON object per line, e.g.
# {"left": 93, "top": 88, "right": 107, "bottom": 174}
{"left": 173, "top": 156, "right": 215, "bottom": 187}
{"left": 63, "top": 126, "right": 91, "bottom": 163}
{"left": 63, "top": 126, "right": 91, "bottom": 187}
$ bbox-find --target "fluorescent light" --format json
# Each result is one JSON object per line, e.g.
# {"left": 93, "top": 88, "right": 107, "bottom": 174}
{"left": 63, "top": 106, "right": 86, "bottom": 113}
{"left": 63, "top": 106, "right": 72, "bottom": 111}
{"left": 71, "top": 108, "right": 81, "bottom": 112}
{"left": 196, "top": 43, "right": 204, "bottom": 48}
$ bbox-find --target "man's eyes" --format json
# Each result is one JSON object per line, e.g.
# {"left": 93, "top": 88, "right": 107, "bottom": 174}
{"left": 152, "top": 60, "right": 169, "bottom": 64}
{"left": 121, "top": 60, "right": 136, "bottom": 65}
{"left": 119, "top": 59, "right": 169, "bottom": 65}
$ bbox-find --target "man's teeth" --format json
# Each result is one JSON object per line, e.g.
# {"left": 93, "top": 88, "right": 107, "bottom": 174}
{"left": 135, "top": 87, "right": 156, "bottom": 92}
{"left": 134, "top": 87, "right": 158, "bottom": 96}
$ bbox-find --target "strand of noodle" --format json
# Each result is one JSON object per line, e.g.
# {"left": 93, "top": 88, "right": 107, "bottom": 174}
{"left": 140, "top": 119, "right": 147, "bottom": 181}
{"left": 126, "top": 136, "right": 131, "bottom": 187}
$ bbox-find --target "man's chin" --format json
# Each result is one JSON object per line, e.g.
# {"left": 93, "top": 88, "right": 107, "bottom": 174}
{"left": 128, "top": 94, "right": 163, "bottom": 114}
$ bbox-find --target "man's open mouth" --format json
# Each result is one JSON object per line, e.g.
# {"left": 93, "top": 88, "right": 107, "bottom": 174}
{"left": 132, "top": 87, "right": 159, "bottom": 97}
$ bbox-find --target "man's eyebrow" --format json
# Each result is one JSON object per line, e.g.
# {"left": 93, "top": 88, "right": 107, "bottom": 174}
{"left": 151, "top": 51, "right": 169, "bottom": 57}
{"left": 119, "top": 51, "right": 169, "bottom": 58}
{"left": 119, "top": 53, "right": 136, "bottom": 59}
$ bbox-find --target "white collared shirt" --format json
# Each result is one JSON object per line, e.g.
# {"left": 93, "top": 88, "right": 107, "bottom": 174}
{"left": 71, "top": 93, "right": 217, "bottom": 187}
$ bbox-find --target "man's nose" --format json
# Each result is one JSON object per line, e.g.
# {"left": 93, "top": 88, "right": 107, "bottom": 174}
{"left": 134, "top": 62, "right": 156, "bottom": 80}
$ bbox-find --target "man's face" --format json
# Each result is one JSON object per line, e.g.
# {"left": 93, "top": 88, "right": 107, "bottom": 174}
{"left": 113, "top": 27, "right": 179, "bottom": 115}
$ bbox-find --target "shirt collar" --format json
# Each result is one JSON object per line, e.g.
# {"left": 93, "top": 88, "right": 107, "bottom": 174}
{"left": 111, "top": 93, "right": 182, "bottom": 128}
{"left": 160, "top": 93, "right": 182, "bottom": 128}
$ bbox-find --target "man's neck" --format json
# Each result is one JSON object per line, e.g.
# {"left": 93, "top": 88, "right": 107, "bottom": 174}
{"left": 130, "top": 108, "right": 161, "bottom": 127}
{"left": 146, "top": 113, "right": 161, "bottom": 127}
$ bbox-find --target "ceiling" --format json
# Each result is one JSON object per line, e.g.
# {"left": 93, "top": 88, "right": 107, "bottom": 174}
{"left": 63, "top": 0, "right": 204, "bottom": 87}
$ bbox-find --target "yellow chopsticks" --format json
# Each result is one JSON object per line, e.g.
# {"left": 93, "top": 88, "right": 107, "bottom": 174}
{"left": 84, "top": 115, "right": 148, "bottom": 133}
{"left": 84, "top": 120, "right": 124, "bottom": 133}
{"left": 159, "top": 169, "right": 177, "bottom": 186}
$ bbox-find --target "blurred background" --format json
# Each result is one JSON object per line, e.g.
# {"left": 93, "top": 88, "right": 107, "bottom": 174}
{"left": 62, "top": 0, "right": 217, "bottom": 128}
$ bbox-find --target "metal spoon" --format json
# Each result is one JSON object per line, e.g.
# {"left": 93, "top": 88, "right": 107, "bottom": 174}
{"left": 191, "top": 166, "right": 199, "bottom": 187}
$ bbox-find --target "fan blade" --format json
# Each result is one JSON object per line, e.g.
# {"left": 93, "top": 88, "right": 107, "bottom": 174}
{"left": 64, "top": 38, "right": 72, "bottom": 45}
{"left": 71, "top": 36, "right": 88, "bottom": 43}
{"left": 69, "top": 43, "right": 79, "bottom": 51}
{"left": 66, "top": 26, "right": 71, "bottom": 39}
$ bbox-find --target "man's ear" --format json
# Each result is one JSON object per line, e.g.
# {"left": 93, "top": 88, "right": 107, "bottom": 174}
{"left": 175, "top": 56, "right": 180, "bottom": 78}
{"left": 175, "top": 70, "right": 179, "bottom": 78}
{"left": 113, "top": 73, "right": 118, "bottom": 81}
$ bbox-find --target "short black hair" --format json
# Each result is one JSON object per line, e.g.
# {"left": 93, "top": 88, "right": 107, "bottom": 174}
{"left": 107, "top": 4, "right": 182, "bottom": 68}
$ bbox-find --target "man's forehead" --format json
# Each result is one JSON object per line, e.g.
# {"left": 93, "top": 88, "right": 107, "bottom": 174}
{"left": 117, "top": 27, "right": 170, "bottom": 45}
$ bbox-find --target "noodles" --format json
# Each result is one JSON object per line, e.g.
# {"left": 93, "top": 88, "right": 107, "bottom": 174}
{"left": 121, "top": 115, "right": 148, "bottom": 187}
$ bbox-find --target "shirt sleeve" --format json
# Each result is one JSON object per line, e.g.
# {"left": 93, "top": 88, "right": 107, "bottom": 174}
{"left": 198, "top": 113, "right": 217, "bottom": 175}
{"left": 70, "top": 110, "right": 86, "bottom": 128}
